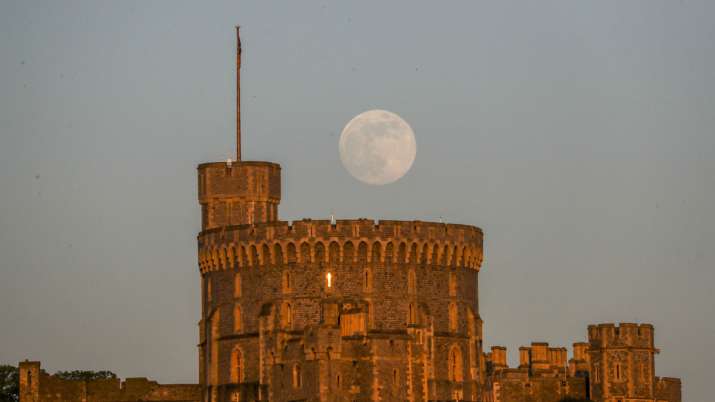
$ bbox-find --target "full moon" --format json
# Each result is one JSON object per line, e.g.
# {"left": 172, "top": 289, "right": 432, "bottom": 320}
{"left": 339, "top": 110, "right": 417, "bottom": 185}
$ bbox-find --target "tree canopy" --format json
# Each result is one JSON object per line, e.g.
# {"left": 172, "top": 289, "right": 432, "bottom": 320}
{"left": 0, "top": 365, "right": 19, "bottom": 402}
{"left": 54, "top": 370, "right": 117, "bottom": 381}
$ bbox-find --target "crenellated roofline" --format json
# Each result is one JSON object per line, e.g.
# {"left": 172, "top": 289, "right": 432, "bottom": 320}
{"left": 197, "top": 218, "right": 483, "bottom": 273}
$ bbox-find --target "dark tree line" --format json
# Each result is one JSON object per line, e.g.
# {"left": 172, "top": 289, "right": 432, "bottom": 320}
{"left": 54, "top": 370, "right": 117, "bottom": 381}
{"left": 0, "top": 365, "right": 19, "bottom": 402}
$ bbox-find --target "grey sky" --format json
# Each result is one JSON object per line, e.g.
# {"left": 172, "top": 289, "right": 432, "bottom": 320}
{"left": 1, "top": 1, "right": 713, "bottom": 400}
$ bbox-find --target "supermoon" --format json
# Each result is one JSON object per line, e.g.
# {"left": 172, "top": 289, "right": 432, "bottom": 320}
{"left": 339, "top": 110, "right": 417, "bottom": 185}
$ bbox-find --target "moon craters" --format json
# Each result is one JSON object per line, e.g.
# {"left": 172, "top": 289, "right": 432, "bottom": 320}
{"left": 339, "top": 110, "right": 416, "bottom": 185}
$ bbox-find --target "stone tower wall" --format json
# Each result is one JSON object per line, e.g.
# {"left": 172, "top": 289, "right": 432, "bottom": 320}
{"left": 587, "top": 323, "right": 657, "bottom": 402}
{"left": 197, "top": 161, "right": 281, "bottom": 230}
{"left": 655, "top": 377, "right": 681, "bottom": 402}
{"left": 197, "top": 219, "right": 484, "bottom": 402}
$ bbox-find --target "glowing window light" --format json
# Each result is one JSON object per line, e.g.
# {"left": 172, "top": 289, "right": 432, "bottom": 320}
{"left": 326, "top": 272, "right": 332, "bottom": 288}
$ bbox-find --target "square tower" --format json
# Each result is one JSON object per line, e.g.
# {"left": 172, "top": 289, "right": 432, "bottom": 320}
{"left": 587, "top": 323, "right": 656, "bottom": 402}
{"left": 18, "top": 361, "right": 40, "bottom": 402}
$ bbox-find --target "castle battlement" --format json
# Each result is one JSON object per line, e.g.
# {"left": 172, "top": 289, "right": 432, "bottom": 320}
{"left": 587, "top": 322, "right": 654, "bottom": 349}
{"left": 18, "top": 361, "right": 200, "bottom": 402}
{"left": 656, "top": 376, "right": 682, "bottom": 401}
{"left": 487, "top": 343, "right": 570, "bottom": 373}
{"left": 197, "top": 219, "right": 483, "bottom": 273}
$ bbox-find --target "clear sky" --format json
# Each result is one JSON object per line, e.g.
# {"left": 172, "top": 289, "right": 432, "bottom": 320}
{"left": 1, "top": 1, "right": 713, "bottom": 400}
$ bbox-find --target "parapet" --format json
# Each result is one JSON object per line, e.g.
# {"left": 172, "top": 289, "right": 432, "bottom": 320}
{"left": 490, "top": 346, "right": 508, "bottom": 369}
{"left": 656, "top": 377, "right": 682, "bottom": 402}
{"left": 17, "top": 361, "right": 200, "bottom": 402}
{"left": 587, "top": 322, "right": 654, "bottom": 349}
{"left": 197, "top": 219, "right": 484, "bottom": 273}
{"left": 514, "top": 343, "right": 568, "bottom": 372}
{"left": 519, "top": 346, "right": 530, "bottom": 368}
{"left": 529, "top": 342, "right": 550, "bottom": 370}
{"left": 548, "top": 346, "right": 567, "bottom": 368}
{"left": 571, "top": 342, "right": 589, "bottom": 362}
{"left": 569, "top": 342, "right": 590, "bottom": 376}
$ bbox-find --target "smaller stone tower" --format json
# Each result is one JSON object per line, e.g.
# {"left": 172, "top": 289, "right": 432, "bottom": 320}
{"left": 18, "top": 361, "right": 40, "bottom": 402}
{"left": 587, "top": 323, "right": 657, "bottom": 402}
{"left": 569, "top": 342, "right": 590, "bottom": 378}
{"left": 197, "top": 161, "right": 281, "bottom": 229}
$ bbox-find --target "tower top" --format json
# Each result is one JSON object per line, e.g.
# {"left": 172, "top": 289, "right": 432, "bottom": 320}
{"left": 236, "top": 26, "right": 242, "bottom": 161}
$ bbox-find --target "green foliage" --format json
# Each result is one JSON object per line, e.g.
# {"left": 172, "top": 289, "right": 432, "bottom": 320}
{"left": 54, "top": 370, "right": 117, "bottom": 381}
{"left": 0, "top": 365, "right": 19, "bottom": 402}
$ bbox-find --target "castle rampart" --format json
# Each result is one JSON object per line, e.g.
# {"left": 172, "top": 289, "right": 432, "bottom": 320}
{"left": 656, "top": 377, "right": 682, "bottom": 402}
{"left": 197, "top": 219, "right": 483, "bottom": 274}
{"left": 18, "top": 361, "right": 200, "bottom": 402}
{"left": 482, "top": 323, "right": 680, "bottom": 402}
{"left": 483, "top": 342, "right": 586, "bottom": 402}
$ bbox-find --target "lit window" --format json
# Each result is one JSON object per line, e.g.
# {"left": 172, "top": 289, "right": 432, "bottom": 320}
{"left": 293, "top": 364, "right": 302, "bottom": 388}
{"left": 326, "top": 272, "right": 333, "bottom": 288}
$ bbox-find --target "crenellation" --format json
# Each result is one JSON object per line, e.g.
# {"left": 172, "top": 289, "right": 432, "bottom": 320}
{"left": 197, "top": 220, "right": 483, "bottom": 276}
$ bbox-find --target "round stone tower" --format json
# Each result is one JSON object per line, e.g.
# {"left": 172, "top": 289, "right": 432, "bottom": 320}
{"left": 196, "top": 28, "right": 485, "bottom": 402}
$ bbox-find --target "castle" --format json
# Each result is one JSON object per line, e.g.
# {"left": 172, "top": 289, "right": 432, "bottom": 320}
{"left": 18, "top": 28, "right": 680, "bottom": 402}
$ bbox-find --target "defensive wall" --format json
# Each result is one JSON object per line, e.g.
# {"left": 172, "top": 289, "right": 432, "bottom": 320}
{"left": 18, "top": 361, "right": 200, "bottom": 402}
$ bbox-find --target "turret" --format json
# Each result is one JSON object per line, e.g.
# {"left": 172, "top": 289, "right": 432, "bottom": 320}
{"left": 197, "top": 161, "right": 281, "bottom": 229}
{"left": 587, "top": 323, "right": 658, "bottom": 401}
{"left": 569, "top": 342, "right": 590, "bottom": 376}
{"left": 490, "top": 346, "right": 508, "bottom": 371}
{"left": 18, "top": 360, "right": 40, "bottom": 402}
{"left": 518, "top": 346, "right": 530, "bottom": 369}
{"left": 530, "top": 342, "right": 551, "bottom": 371}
